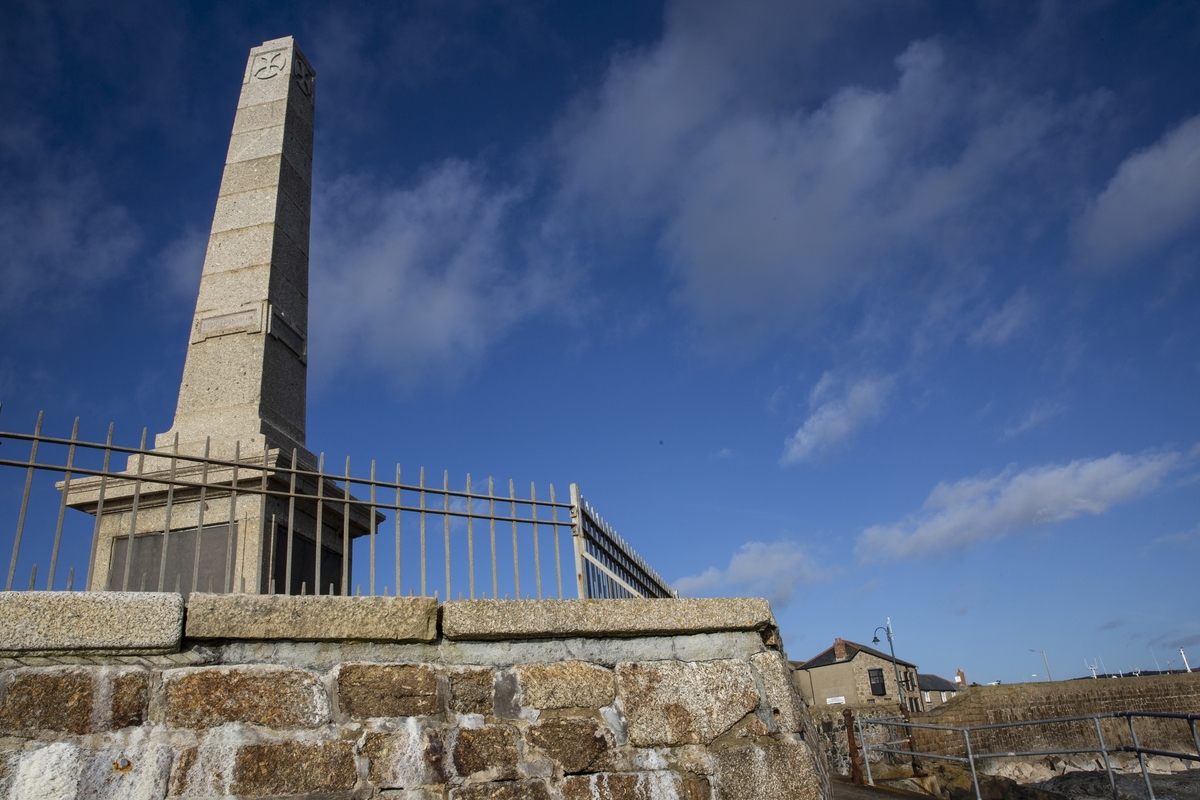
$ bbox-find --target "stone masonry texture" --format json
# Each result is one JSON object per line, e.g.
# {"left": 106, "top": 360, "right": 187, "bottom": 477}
{"left": 0, "top": 590, "right": 184, "bottom": 656}
{"left": 0, "top": 625, "right": 829, "bottom": 799}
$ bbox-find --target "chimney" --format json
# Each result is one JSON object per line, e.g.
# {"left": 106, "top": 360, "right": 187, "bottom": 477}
{"left": 955, "top": 669, "right": 966, "bottom": 685}
{"left": 834, "top": 639, "right": 848, "bottom": 661}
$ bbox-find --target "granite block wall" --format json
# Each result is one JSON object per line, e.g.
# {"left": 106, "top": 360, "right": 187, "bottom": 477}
{"left": 0, "top": 596, "right": 830, "bottom": 800}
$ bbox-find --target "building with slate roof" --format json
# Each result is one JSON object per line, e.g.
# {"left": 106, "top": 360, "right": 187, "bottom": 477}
{"left": 791, "top": 637, "right": 924, "bottom": 712}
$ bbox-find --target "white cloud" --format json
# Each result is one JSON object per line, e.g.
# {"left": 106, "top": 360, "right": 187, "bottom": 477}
{"left": 970, "top": 291, "right": 1035, "bottom": 346}
{"left": 0, "top": 124, "right": 141, "bottom": 313}
{"left": 674, "top": 540, "right": 824, "bottom": 608}
{"left": 1073, "top": 113, "right": 1200, "bottom": 271}
{"left": 780, "top": 373, "right": 893, "bottom": 465}
{"left": 309, "top": 160, "right": 561, "bottom": 388}
{"left": 1002, "top": 400, "right": 1065, "bottom": 439}
{"left": 858, "top": 450, "right": 1184, "bottom": 560}
{"left": 553, "top": 2, "right": 1094, "bottom": 338}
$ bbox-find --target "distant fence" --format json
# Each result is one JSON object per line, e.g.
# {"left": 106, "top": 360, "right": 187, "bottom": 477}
{"left": 0, "top": 412, "right": 675, "bottom": 601}
{"left": 857, "top": 711, "right": 1200, "bottom": 800}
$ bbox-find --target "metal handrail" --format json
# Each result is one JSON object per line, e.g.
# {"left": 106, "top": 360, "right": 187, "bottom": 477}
{"left": 857, "top": 710, "right": 1200, "bottom": 800}
{"left": 0, "top": 415, "right": 673, "bottom": 601}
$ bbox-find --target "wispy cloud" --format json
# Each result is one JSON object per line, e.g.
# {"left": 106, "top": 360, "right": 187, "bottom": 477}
{"left": 1097, "top": 619, "right": 1124, "bottom": 632}
{"left": 971, "top": 291, "right": 1035, "bottom": 346}
{"left": 0, "top": 123, "right": 141, "bottom": 313}
{"left": 553, "top": 4, "right": 1105, "bottom": 340}
{"left": 858, "top": 449, "right": 1184, "bottom": 560}
{"left": 710, "top": 447, "right": 734, "bottom": 459}
{"left": 310, "top": 160, "right": 563, "bottom": 389}
{"left": 1144, "top": 523, "right": 1200, "bottom": 552}
{"left": 674, "top": 540, "right": 825, "bottom": 608}
{"left": 781, "top": 373, "right": 893, "bottom": 465}
{"left": 1002, "top": 400, "right": 1066, "bottom": 439}
{"left": 1073, "top": 113, "right": 1200, "bottom": 272}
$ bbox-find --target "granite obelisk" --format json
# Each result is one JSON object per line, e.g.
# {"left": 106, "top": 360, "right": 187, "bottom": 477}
{"left": 162, "top": 35, "right": 315, "bottom": 457}
{"left": 69, "top": 38, "right": 375, "bottom": 595}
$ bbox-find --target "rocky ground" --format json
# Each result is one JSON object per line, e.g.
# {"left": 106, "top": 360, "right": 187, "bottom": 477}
{"left": 868, "top": 758, "right": 1200, "bottom": 800}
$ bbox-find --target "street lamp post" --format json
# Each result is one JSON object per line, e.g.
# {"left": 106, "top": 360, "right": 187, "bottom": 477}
{"left": 873, "top": 618, "right": 905, "bottom": 709}
{"left": 1030, "top": 649, "right": 1052, "bottom": 681}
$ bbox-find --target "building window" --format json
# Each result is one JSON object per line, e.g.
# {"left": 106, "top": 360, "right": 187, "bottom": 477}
{"left": 868, "top": 668, "right": 886, "bottom": 696}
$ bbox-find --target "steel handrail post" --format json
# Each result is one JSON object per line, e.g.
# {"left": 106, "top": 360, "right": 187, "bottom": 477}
{"left": 120, "top": 428, "right": 149, "bottom": 591}
{"left": 859, "top": 717, "right": 875, "bottom": 786}
{"left": 1092, "top": 716, "right": 1118, "bottom": 800}
{"left": 569, "top": 484, "right": 587, "bottom": 599}
{"left": 963, "top": 729, "right": 982, "bottom": 800}
{"left": 48, "top": 417, "right": 80, "bottom": 590}
{"left": 155, "top": 433, "right": 180, "bottom": 592}
{"left": 6, "top": 411, "right": 43, "bottom": 591}
{"left": 1127, "top": 714, "right": 1155, "bottom": 800}
{"left": 84, "top": 423, "right": 115, "bottom": 591}
{"left": 1191, "top": 718, "right": 1200, "bottom": 765}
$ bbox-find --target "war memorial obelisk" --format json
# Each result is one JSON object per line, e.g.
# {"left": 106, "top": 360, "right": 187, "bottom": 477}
{"left": 69, "top": 37, "right": 374, "bottom": 594}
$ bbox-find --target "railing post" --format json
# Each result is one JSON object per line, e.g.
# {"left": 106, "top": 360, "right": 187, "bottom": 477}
{"left": 844, "top": 708, "right": 864, "bottom": 785}
{"left": 963, "top": 729, "right": 982, "bottom": 800}
{"left": 1127, "top": 714, "right": 1155, "bottom": 800}
{"left": 569, "top": 483, "right": 587, "bottom": 599}
{"left": 860, "top": 717, "right": 874, "bottom": 786}
{"left": 6, "top": 411, "right": 42, "bottom": 591}
{"left": 1093, "top": 716, "right": 1118, "bottom": 800}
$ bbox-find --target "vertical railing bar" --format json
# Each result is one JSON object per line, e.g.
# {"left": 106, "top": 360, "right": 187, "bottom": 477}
{"left": 155, "top": 432, "right": 180, "bottom": 592}
{"left": 531, "top": 482, "right": 541, "bottom": 599}
{"left": 509, "top": 478, "right": 520, "bottom": 598}
{"left": 963, "top": 729, "right": 982, "bottom": 800}
{"left": 342, "top": 456, "right": 352, "bottom": 596}
{"left": 488, "top": 477, "right": 497, "bottom": 599}
{"left": 67, "top": 566, "right": 74, "bottom": 592}
{"left": 85, "top": 422, "right": 114, "bottom": 592}
{"left": 419, "top": 467, "right": 427, "bottom": 597}
{"left": 314, "top": 452, "right": 326, "bottom": 597}
{"left": 466, "top": 473, "right": 475, "bottom": 600}
{"left": 121, "top": 428, "right": 149, "bottom": 592}
{"left": 570, "top": 484, "right": 586, "bottom": 599}
{"left": 190, "top": 437, "right": 211, "bottom": 597}
{"left": 1191, "top": 718, "right": 1200, "bottom": 765}
{"left": 28, "top": 564, "right": 37, "bottom": 591}
{"left": 550, "top": 484, "right": 562, "bottom": 599}
{"left": 256, "top": 441, "right": 269, "bottom": 593}
{"left": 48, "top": 417, "right": 80, "bottom": 590}
{"left": 285, "top": 448, "right": 298, "bottom": 596}
{"left": 267, "top": 513, "right": 277, "bottom": 595}
{"left": 369, "top": 460, "right": 377, "bottom": 596}
{"left": 7, "top": 411, "right": 43, "bottom": 591}
{"left": 394, "top": 464, "right": 401, "bottom": 597}
{"left": 1128, "top": 715, "right": 1155, "bottom": 800}
{"left": 859, "top": 717, "right": 874, "bottom": 786}
{"left": 443, "top": 470, "right": 451, "bottom": 601}
{"left": 224, "top": 441, "right": 239, "bottom": 593}
{"left": 1092, "top": 716, "right": 1117, "bottom": 800}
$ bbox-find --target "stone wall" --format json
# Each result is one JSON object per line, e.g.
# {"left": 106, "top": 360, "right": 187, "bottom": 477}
{"left": 0, "top": 593, "right": 830, "bottom": 800}
{"left": 908, "top": 674, "right": 1200, "bottom": 761}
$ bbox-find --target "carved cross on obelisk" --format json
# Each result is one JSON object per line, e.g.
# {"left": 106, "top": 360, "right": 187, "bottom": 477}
{"left": 69, "top": 38, "right": 375, "bottom": 595}
{"left": 161, "top": 35, "right": 315, "bottom": 457}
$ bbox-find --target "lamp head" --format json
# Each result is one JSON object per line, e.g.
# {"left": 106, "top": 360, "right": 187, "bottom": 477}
{"left": 872, "top": 636, "right": 880, "bottom": 644}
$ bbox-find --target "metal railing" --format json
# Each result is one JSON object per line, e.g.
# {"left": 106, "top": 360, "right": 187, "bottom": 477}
{"left": 0, "top": 412, "right": 676, "bottom": 601}
{"left": 856, "top": 711, "right": 1200, "bottom": 800}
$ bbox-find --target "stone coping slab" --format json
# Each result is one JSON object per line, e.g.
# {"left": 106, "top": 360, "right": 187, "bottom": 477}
{"left": 441, "top": 598, "right": 776, "bottom": 641}
{"left": 184, "top": 593, "right": 438, "bottom": 642}
{"left": 0, "top": 591, "right": 184, "bottom": 656}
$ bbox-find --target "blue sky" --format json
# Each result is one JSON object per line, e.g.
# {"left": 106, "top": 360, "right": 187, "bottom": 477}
{"left": 2, "top": 0, "right": 1198, "bottom": 683}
